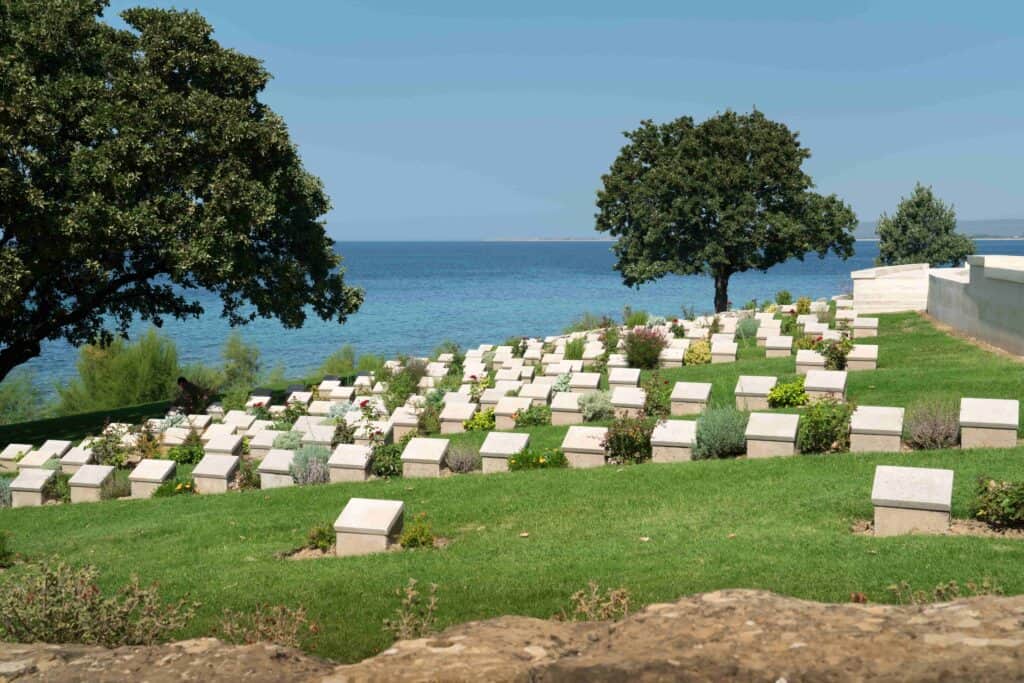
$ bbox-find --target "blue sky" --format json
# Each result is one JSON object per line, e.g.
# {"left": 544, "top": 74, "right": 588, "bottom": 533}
{"left": 106, "top": 1, "right": 1024, "bottom": 240}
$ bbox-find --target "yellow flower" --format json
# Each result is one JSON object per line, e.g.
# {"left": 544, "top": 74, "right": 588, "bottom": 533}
{"left": 539, "top": 457, "right": 546, "bottom": 464}
{"left": 175, "top": 483, "right": 182, "bottom": 491}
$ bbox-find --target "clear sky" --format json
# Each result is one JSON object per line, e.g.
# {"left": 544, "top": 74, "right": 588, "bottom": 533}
{"left": 105, "top": 0, "right": 1024, "bottom": 240}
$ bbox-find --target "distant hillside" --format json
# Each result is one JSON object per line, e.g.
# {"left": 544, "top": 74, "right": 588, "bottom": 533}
{"left": 856, "top": 219, "right": 1024, "bottom": 239}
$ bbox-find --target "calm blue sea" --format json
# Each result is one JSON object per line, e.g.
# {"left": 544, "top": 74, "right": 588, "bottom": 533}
{"left": 22, "top": 240, "right": 1024, "bottom": 391}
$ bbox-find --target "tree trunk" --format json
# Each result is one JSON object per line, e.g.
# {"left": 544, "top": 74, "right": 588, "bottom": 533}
{"left": 713, "top": 273, "right": 730, "bottom": 313}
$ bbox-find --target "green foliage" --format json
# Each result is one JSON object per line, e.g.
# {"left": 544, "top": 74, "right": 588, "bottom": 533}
{"left": 382, "top": 579, "right": 439, "bottom": 641}
{"left": 508, "top": 447, "right": 567, "bottom": 470}
{"left": 307, "top": 523, "right": 334, "bottom": 552}
{"left": 814, "top": 337, "right": 854, "bottom": 370}
{"left": 767, "top": 376, "right": 808, "bottom": 408}
{"left": 269, "top": 430, "right": 301, "bottom": 450}
{"left": 55, "top": 329, "right": 179, "bottom": 415}
{"left": 0, "top": 1, "right": 363, "bottom": 384}
{"left": 595, "top": 110, "right": 857, "bottom": 312}
{"left": 779, "top": 315, "right": 798, "bottom": 337}
{"left": 446, "top": 442, "right": 481, "bottom": 473}
{"left": 399, "top": 513, "right": 436, "bottom": 549}
{"left": 331, "top": 420, "right": 356, "bottom": 448}
{"left": 289, "top": 446, "right": 330, "bottom": 485}
{"left": 153, "top": 475, "right": 196, "bottom": 497}
{"left": 433, "top": 341, "right": 462, "bottom": 361}
{"left": 235, "top": 459, "right": 261, "bottom": 490}
{"left": 602, "top": 415, "right": 655, "bottom": 464}
{"left": 0, "top": 369, "right": 45, "bottom": 425}
{"left": 775, "top": 290, "right": 793, "bottom": 305}
{"left": 641, "top": 372, "right": 671, "bottom": 419}
{"left": 579, "top": 391, "right": 615, "bottom": 422}
{"left": 684, "top": 339, "right": 711, "bottom": 365}
{"left": 552, "top": 373, "right": 572, "bottom": 394}
{"left": 736, "top": 318, "right": 758, "bottom": 341}
{"left": 563, "top": 338, "right": 585, "bottom": 361}
{"left": 622, "top": 306, "right": 650, "bottom": 327}
{"left": 44, "top": 472, "right": 71, "bottom": 503}
{"left": 795, "top": 297, "right": 812, "bottom": 315}
{"left": 167, "top": 429, "right": 205, "bottom": 465}
{"left": 694, "top": 407, "right": 749, "bottom": 460}
{"left": 221, "top": 333, "right": 261, "bottom": 394}
{"left": 623, "top": 328, "right": 666, "bottom": 370}
{"left": 381, "top": 361, "right": 427, "bottom": 414}
{"left": 973, "top": 478, "right": 1024, "bottom": 529}
{"left": 876, "top": 183, "right": 974, "bottom": 267}
{"left": 320, "top": 346, "right": 357, "bottom": 379}
{"left": 89, "top": 428, "right": 129, "bottom": 467}
{"left": 797, "top": 399, "right": 853, "bottom": 454}
{"left": 888, "top": 578, "right": 1002, "bottom": 606}
{"left": 463, "top": 408, "right": 496, "bottom": 432}
{"left": 794, "top": 335, "right": 818, "bottom": 351}
{"left": 564, "top": 312, "right": 612, "bottom": 333}
{"left": 514, "top": 404, "right": 551, "bottom": 427}
{"left": 417, "top": 403, "right": 441, "bottom": 436}
{"left": 370, "top": 435, "right": 407, "bottom": 479}
{"left": 669, "top": 321, "right": 687, "bottom": 338}
{"left": 602, "top": 326, "right": 620, "bottom": 353}
{"left": 743, "top": 299, "right": 758, "bottom": 311}
{"left": 903, "top": 399, "right": 960, "bottom": 450}
{"left": 0, "top": 531, "right": 13, "bottom": 567}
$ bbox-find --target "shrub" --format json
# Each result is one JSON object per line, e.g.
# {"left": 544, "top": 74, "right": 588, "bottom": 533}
{"left": 418, "top": 403, "right": 441, "bottom": 435}
{"left": 623, "top": 328, "right": 666, "bottom": 370}
{"left": 218, "top": 604, "right": 316, "bottom": 649}
{"left": 331, "top": 420, "right": 356, "bottom": 447}
{"left": 272, "top": 430, "right": 303, "bottom": 450}
{"left": 641, "top": 372, "right": 671, "bottom": 419}
{"left": 563, "top": 338, "right": 585, "bottom": 361}
{"left": 382, "top": 579, "right": 438, "bottom": 641}
{"left": 669, "top": 321, "right": 687, "bottom": 338}
{"left": 622, "top": 306, "right": 649, "bottom": 327}
{"left": 43, "top": 472, "right": 71, "bottom": 504}
{"left": 693, "top": 407, "right": 748, "bottom": 459}
{"left": 0, "top": 531, "right": 13, "bottom": 567}
{"left": 684, "top": 339, "right": 711, "bottom": 365}
{"left": 795, "top": 296, "right": 812, "bottom": 315}
{"left": 797, "top": 399, "right": 853, "bottom": 454}
{"left": 371, "top": 433, "right": 412, "bottom": 478}
{"left": 579, "top": 391, "right": 615, "bottom": 422}
{"left": 222, "top": 332, "right": 261, "bottom": 392}
{"left": 794, "top": 334, "right": 818, "bottom": 351}
{"left": 133, "top": 422, "right": 162, "bottom": 462}
{"left": 551, "top": 372, "right": 572, "bottom": 394}
{"left": 767, "top": 376, "right": 808, "bottom": 408}
{"left": 235, "top": 459, "right": 260, "bottom": 490}
{"left": 0, "top": 560, "right": 197, "bottom": 647}
{"left": 0, "top": 369, "right": 45, "bottom": 425}
{"left": 91, "top": 427, "right": 129, "bottom": 467}
{"left": 779, "top": 315, "right": 798, "bottom": 337}
{"left": 565, "top": 312, "right": 611, "bottom": 333}
{"left": 557, "top": 581, "right": 632, "bottom": 622}
{"left": 289, "top": 445, "right": 331, "bottom": 485}
{"left": 814, "top": 337, "right": 853, "bottom": 370}
{"left": 602, "top": 415, "right": 655, "bottom": 464}
{"left": 153, "top": 475, "right": 196, "bottom": 497}
{"left": 888, "top": 578, "right": 1002, "bottom": 605}
{"left": 399, "top": 513, "right": 436, "bottom": 549}
{"left": 736, "top": 318, "right": 758, "bottom": 341}
{"left": 775, "top": 290, "right": 793, "bottom": 305}
{"left": 0, "top": 478, "right": 11, "bottom": 508}
{"left": 463, "top": 408, "right": 495, "bottom": 432}
{"left": 382, "top": 361, "right": 427, "bottom": 414}
{"left": 508, "top": 447, "right": 567, "bottom": 470}
{"left": 446, "top": 442, "right": 481, "bottom": 473}
{"left": 903, "top": 399, "right": 959, "bottom": 450}
{"left": 307, "top": 523, "right": 334, "bottom": 552}
{"left": 973, "top": 478, "right": 1024, "bottom": 529}
{"left": 167, "top": 429, "right": 205, "bottom": 465}
{"left": 106, "top": 472, "right": 131, "bottom": 500}
{"left": 514, "top": 404, "right": 551, "bottom": 427}
{"left": 743, "top": 299, "right": 758, "bottom": 310}
{"left": 601, "top": 325, "right": 620, "bottom": 352}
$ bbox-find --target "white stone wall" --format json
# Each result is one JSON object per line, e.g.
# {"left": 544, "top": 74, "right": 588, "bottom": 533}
{"left": 851, "top": 263, "right": 931, "bottom": 313}
{"left": 927, "top": 256, "right": 1024, "bottom": 356}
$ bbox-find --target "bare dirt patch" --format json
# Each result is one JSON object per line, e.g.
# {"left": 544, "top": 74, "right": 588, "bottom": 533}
{"left": 852, "top": 518, "right": 1024, "bottom": 539}
{"left": 279, "top": 536, "right": 452, "bottom": 561}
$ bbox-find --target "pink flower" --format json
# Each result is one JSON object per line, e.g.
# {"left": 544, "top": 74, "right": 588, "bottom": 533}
{"left": 359, "top": 399, "right": 369, "bottom": 408}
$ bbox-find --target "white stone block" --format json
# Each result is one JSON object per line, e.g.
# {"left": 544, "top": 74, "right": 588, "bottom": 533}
{"left": 258, "top": 449, "right": 296, "bottom": 489}
{"left": 765, "top": 335, "right": 793, "bottom": 358}
{"left": 0, "top": 443, "right": 32, "bottom": 473}
{"left": 804, "top": 370, "right": 848, "bottom": 400}
{"left": 334, "top": 498, "right": 404, "bottom": 557}
{"left": 960, "top": 398, "right": 1020, "bottom": 449}
{"left": 569, "top": 372, "right": 601, "bottom": 393}
{"left": 480, "top": 432, "right": 529, "bottom": 474}
{"left": 670, "top": 382, "right": 712, "bottom": 416}
{"left": 795, "top": 349, "right": 825, "bottom": 375}
{"left": 10, "top": 467, "right": 55, "bottom": 507}
{"left": 35, "top": 440, "right": 72, "bottom": 460}
{"left": 129, "top": 459, "right": 176, "bottom": 498}
{"left": 561, "top": 426, "right": 608, "bottom": 468}
{"left": 745, "top": 412, "right": 799, "bottom": 458}
{"left": 302, "top": 424, "right": 336, "bottom": 447}
{"left": 735, "top": 375, "right": 777, "bottom": 410}
{"left": 60, "top": 446, "right": 94, "bottom": 474}
{"left": 205, "top": 433, "right": 243, "bottom": 456}
{"left": 328, "top": 444, "right": 373, "bottom": 482}
{"left": 658, "top": 346, "right": 686, "bottom": 368}
{"left": 519, "top": 382, "right": 552, "bottom": 406}
{"left": 223, "top": 410, "right": 256, "bottom": 431}
{"left": 187, "top": 414, "right": 213, "bottom": 431}
{"left": 440, "top": 402, "right": 477, "bottom": 434}
{"left": 850, "top": 406, "right": 904, "bottom": 453}
{"left": 17, "top": 449, "right": 56, "bottom": 470}
{"left": 611, "top": 386, "right": 646, "bottom": 417}
{"left": 401, "top": 437, "right": 449, "bottom": 478}
{"left": 494, "top": 396, "right": 533, "bottom": 430}
{"left": 871, "top": 465, "right": 953, "bottom": 536}
{"left": 68, "top": 464, "right": 115, "bottom": 503}
{"left": 847, "top": 344, "right": 879, "bottom": 371}
{"left": 651, "top": 419, "right": 696, "bottom": 463}
{"left": 192, "top": 454, "right": 239, "bottom": 494}
{"left": 608, "top": 368, "right": 640, "bottom": 387}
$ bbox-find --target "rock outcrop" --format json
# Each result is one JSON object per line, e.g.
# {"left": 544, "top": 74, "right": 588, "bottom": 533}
{"left": 4, "top": 590, "right": 1024, "bottom": 682}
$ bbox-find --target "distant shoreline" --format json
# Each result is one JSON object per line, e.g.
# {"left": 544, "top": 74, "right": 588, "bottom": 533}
{"left": 334, "top": 236, "right": 1024, "bottom": 243}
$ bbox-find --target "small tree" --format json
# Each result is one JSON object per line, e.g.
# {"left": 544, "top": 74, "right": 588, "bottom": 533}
{"left": 876, "top": 184, "right": 974, "bottom": 267}
{"left": 595, "top": 110, "right": 857, "bottom": 312}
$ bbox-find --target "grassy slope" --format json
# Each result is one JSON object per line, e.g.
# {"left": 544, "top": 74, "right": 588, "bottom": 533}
{"left": 2, "top": 312, "right": 1024, "bottom": 663}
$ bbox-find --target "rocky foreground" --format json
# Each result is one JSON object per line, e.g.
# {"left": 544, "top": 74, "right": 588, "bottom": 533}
{"left": 3, "top": 590, "right": 1024, "bottom": 682}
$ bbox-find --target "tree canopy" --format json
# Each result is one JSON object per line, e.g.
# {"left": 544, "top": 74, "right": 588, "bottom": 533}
{"left": 875, "top": 183, "right": 974, "bottom": 267}
{"left": 0, "top": 0, "right": 363, "bottom": 382}
{"left": 594, "top": 110, "right": 857, "bottom": 312}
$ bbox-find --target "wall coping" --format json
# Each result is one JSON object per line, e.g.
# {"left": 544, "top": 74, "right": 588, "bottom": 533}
{"left": 850, "top": 263, "right": 930, "bottom": 280}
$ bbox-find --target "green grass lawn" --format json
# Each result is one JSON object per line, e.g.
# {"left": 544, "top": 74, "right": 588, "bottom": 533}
{"left": 2, "top": 311, "right": 1023, "bottom": 664}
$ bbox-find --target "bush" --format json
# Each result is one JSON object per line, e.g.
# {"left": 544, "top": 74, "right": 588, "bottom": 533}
{"left": 622, "top": 306, "right": 649, "bottom": 327}
{"left": 601, "top": 326, "right": 620, "bottom": 352}
{"left": 973, "top": 478, "right": 1024, "bottom": 529}
{"left": 218, "top": 604, "right": 316, "bottom": 649}
{"left": 447, "top": 442, "right": 481, "bottom": 473}
{"left": 579, "top": 391, "right": 615, "bottom": 422}
{"left": 814, "top": 337, "right": 853, "bottom": 370}
{"left": 775, "top": 290, "right": 793, "bottom": 305}
{"left": 743, "top": 299, "right": 758, "bottom": 310}
{"left": 767, "top": 376, "right": 808, "bottom": 408}
{"left": 551, "top": 373, "right": 572, "bottom": 394}
{"left": 797, "top": 399, "right": 853, "bottom": 454}
{"left": 418, "top": 403, "right": 441, "bottom": 435}
{"left": 780, "top": 315, "right": 798, "bottom": 337}
{"left": 43, "top": 472, "right": 71, "bottom": 504}
{"left": 307, "top": 523, "right": 334, "bottom": 552}
{"left": 221, "top": 332, "right": 260, "bottom": 394}
{"left": 669, "top": 321, "right": 687, "bottom": 338}
{"left": 371, "top": 433, "right": 412, "bottom": 478}
{"left": 153, "top": 475, "right": 196, "bottom": 497}
{"left": 563, "top": 338, "right": 585, "bottom": 361}
{"left": 736, "top": 318, "right": 758, "bottom": 341}
{"left": 319, "top": 345, "right": 357, "bottom": 378}
{"left": 641, "top": 372, "right": 671, "bottom": 419}
{"left": 684, "top": 339, "right": 711, "bottom": 365}
{"left": 623, "top": 328, "right": 666, "bottom": 370}
{"left": 508, "top": 446, "right": 567, "bottom": 470}
{"left": 331, "top": 420, "right": 356, "bottom": 448}
{"left": 271, "top": 431, "right": 303, "bottom": 450}
{"left": 514, "top": 404, "right": 551, "bottom": 427}
{"left": 399, "top": 512, "right": 435, "bottom": 549}
{"left": 289, "top": 445, "right": 330, "bottom": 485}
{"left": 381, "top": 361, "right": 427, "bottom": 414}
{"left": 564, "top": 312, "right": 611, "bottom": 333}
{"left": 382, "top": 579, "right": 438, "bottom": 641}
{"left": 557, "top": 581, "right": 632, "bottom": 622}
{"left": 794, "top": 335, "right": 818, "bottom": 351}
{"left": 0, "top": 560, "right": 197, "bottom": 647}
{"left": 795, "top": 297, "right": 812, "bottom": 315}
{"left": 235, "top": 459, "right": 260, "bottom": 490}
{"left": 0, "top": 369, "right": 45, "bottom": 425}
{"left": 55, "top": 328, "right": 180, "bottom": 415}
{"left": 602, "top": 415, "right": 655, "bottom": 464}
{"left": 463, "top": 408, "right": 495, "bottom": 432}
{"left": 693, "top": 407, "right": 748, "bottom": 459}
{"left": 904, "top": 399, "right": 960, "bottom": 450}
{"left": 167, "top": 429, "right": 205, "bottom": 465}
{"left": 90, "top": 427, "right": 130, "bottom": 468}
{"left": 0, "top": 478, "right": 11, "bottom": 508}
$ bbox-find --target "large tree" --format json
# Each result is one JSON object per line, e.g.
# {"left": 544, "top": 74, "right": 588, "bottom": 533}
{"left": 595, "top": 110, "right": 857, "bottom": 312}
{"left": 875, "top": 183, "right": 973, "bottom": 267}
{"left": 0, "top": 1, "right": 363, "bottom": 382}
